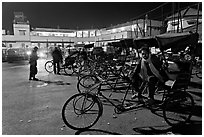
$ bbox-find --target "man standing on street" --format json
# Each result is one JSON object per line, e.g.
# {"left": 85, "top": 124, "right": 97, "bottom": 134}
{"left": 52, "top": 47, "right": 63, "bottom": 74}
{"left": 29, "top": 46, "right": 39, "bottom": 81}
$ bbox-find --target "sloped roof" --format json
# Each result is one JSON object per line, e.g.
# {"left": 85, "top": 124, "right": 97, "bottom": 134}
{"left": 166, "top": 8, "right": 202, "bottom": 20}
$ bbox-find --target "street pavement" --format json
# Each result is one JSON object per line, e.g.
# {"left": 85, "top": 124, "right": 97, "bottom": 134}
{"left": 1, "top": 58, "right": 202, "bottom": 135}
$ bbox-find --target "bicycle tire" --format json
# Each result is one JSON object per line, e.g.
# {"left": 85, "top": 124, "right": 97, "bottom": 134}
{"left": 196, "top": 72, "right": 202, "bottom": 79}
{"left": 72, "top": 64, "right": 80, "bottom": 75}
{"left": 193, "top": 64, "right": 202, "bottom": 79}
{"left": 77, "top": 66, "right": 92, "bottom": 80}
{"left": 62, "top": 93, "right": 102, "bottom": 130}
{"left": 45, "top": 60, "right": 53, "bottom": 73}
{"left": 77, "top": 75, "right": 100, "bottom": 93}
{"left": 163, "top": 91, "right": 194, "bottom": 126}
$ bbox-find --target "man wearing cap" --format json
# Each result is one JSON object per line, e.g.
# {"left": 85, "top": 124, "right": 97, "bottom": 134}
{"left": 29, "top": 47, "right": 39, "bottom": 81}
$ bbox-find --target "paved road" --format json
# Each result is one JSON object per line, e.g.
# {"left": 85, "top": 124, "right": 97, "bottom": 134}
{"left": 2, "top": 59, "right": 202, "bottom": 135}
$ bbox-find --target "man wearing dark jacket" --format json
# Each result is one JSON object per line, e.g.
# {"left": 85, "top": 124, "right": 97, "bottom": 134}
{"left": 52, "top": 47, "right": 63, "bottom": 74}
{"left": 29, "top": 47, "right": 39, "bottom": 80}
{"left": 131, "top": 46, "right": 168, "bottom": 105}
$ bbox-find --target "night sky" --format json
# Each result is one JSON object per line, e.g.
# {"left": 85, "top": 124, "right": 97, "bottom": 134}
{"left": 2, "top": 2, "right": 197, "bottom": 33}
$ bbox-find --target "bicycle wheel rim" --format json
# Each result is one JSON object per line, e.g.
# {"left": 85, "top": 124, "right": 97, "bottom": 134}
{"left": 77, "top": 66, "right": 92, "bottom": 80}
{"left": 62, "top": 93, "right": 101, "bottom": 130}
{"left": 163, "top": 92, "right": 194, "bottom": 126}
{"left": 45, "top": 61, "right": 53, "bottom": 73}
{"left": 196, "top": 72, "right": 202, "bottom": 79}
{"left": 72, "top": 64, "right": 80, "bottom": 75}
{"left": 77, "top": 75, "right": 99, "bottom": 93}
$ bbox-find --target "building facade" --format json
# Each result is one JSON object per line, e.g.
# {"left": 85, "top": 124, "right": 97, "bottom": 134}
{"left": 166, "top": 7, "right": 202, "bottom": 41}
{"left": 2, "top": 7, "right": 202, "bottom": 57}
{"left": 2, "top": 12, "right": 162, "bottom": 51}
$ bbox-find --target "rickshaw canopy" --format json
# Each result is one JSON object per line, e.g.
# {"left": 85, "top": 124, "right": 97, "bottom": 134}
{"left": 120, "top": 38, "right": 134, "bottom": 48}
{"left": 133, "top": 32, "right": 199, "bottom": 52}
{"left": 74, "top": 44, "right": 85, "bottom": 48}
{"left": 108, "top": 41, "right": 122, "bottom": 48}
{"left": 133, "top": 36, "right": 158, "bottom": 49}
{"left": 156, "top": 32, "right": 199, "bottom": 51}
{"left": 108, "top": 39, "right": 134, "bottom": 48}
{"left": 84, "top": 43, "right": 94, "bottom": 49}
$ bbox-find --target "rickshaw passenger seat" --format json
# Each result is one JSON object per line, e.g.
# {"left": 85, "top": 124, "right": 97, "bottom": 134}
{"left": 164, "top": 72, "right": 191, "bottom": 92}
{"left": 172, "top": 73, "right": 191, "bottom": 90}
{"left": 164, "top": 80, "right": 176, "bottom": 89}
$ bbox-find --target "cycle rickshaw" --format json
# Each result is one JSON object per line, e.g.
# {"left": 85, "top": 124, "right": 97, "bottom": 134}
{"left": 45, "top": 51, "right": 81, "bottom": 75}
{"left": 62, "top": 32, "right": 199, "bottom": 130}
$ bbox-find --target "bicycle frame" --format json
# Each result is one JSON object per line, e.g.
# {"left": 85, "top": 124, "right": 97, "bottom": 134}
{"left": 84, "top": 74, "right": 150, "bottom": 113}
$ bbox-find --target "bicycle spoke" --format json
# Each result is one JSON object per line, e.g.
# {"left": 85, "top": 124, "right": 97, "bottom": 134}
{"left": 62, "top": 93, "right": 101, "bottom": 130}
{"left": 163, "top": 92, "right": 194, "bottom": 126}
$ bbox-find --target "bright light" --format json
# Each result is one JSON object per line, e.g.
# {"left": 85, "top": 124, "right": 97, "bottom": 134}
{"left": 112, "top": 29, "right": 117, "bottom": 33}
{"left": 26, "top": 51, "right": 31, "bottom": 55}
{"left": 120, "top": 27, "right": 125, "bottom": 31}
{"left": 38, "top": 52, "right": 46, "bottom": 58}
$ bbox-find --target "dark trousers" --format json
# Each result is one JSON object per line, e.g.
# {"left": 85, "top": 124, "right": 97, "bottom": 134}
{"left": 53, "top": 61, "right": 60, "bottom": 74}
{"left": 29, "top": 65, "right": 37, "bottom": 79}
{"left": 147, "top": 76, "right": 158, "bottom": 99}
{"left": 132, "top": 74, "right": 142, "bottom": 94}
{"left": 132, "top": 74, "right": 158, "bottom": 100}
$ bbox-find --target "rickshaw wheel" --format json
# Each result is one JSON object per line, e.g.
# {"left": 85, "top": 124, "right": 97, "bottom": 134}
{"left": 163, "top": 91, "right": 194, "bottom": 126}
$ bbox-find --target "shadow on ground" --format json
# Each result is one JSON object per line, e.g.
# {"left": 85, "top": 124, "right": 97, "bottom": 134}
{"left": 133, "top": 121, "right": 202, "bottom": 135}
{"left": 39, "top": 79, "right": 70, "bottom": 85}
{"left": 75, "top": 128, "right": 122, "bottom": 135}
{"left": 74, "top": 120, "right": 202, "bottom": 135}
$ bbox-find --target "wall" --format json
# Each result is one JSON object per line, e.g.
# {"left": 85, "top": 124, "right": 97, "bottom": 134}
{"left": 2, "top": 19, "right": 163, "bottom": 49}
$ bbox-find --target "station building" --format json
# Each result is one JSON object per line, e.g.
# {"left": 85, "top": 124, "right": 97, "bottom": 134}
{"left": 2, "top": 12, "right": 162, "bottom": 51}
{"left": 2, "top": 7, "right": 202, "bottom": 59}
